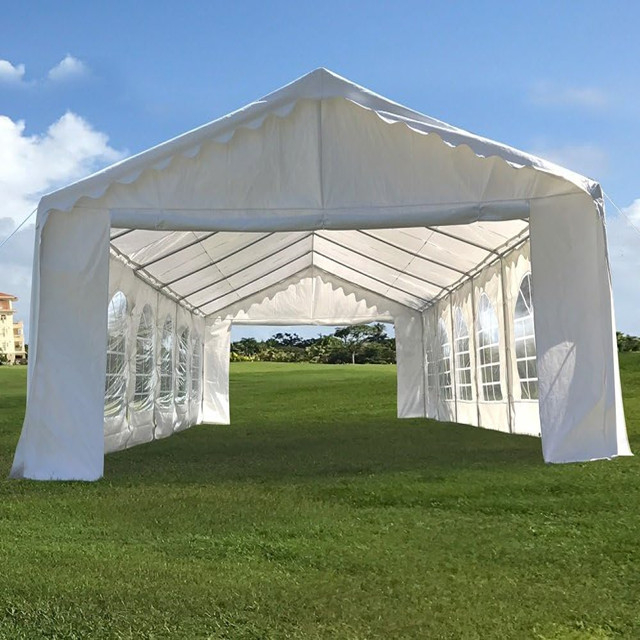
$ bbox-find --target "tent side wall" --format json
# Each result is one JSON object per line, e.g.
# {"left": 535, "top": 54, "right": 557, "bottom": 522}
{"left": 11, "top": 208, "right": 111, "bottom": 480}
{"left": 530, "top": 192, "right": 631, "bottom": 462}
{"left": 202, "top": 320, "right": 231, "bottom": 425}
{"left": 416, "top": 193, "right": 631, "bottom": 463}
{"left": 105, "top": 256, "right": 206, "bottom": 454}
{"left": 419, "top": 239, "right": 541, "bottom": 437}
{"left": 394, "top": 313, "right": 425, "bottom": 419}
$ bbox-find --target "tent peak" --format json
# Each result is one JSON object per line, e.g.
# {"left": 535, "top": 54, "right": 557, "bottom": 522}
{"left": 38, "top": 67, "right": 596, "bottom": 218}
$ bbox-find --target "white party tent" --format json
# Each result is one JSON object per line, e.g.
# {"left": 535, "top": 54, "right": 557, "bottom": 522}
{"left": 11, "top": 68, "right": 631, "bottom": 481}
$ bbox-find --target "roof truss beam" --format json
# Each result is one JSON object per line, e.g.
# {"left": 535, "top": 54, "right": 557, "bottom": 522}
{"left": 312, "top": 249, "right": 430, "bottom": 308}
{"left": 180, "top": 233, "right": 313, "bottom": 302}
{"left": 315, "top": 232, "right": 449, "bottom": 293}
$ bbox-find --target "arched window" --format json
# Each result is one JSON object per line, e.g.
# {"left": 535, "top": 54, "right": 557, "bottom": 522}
{"left": 454, "top": 308, "right": 472, "bottom": 401}
{"left": 176, "top": 327, "right": 190, "bottom": 405}
{"left": 158, "top": 316, "right": 174, "bottom": 408}
{"left": 514, "top": 273, "right": 538, "bottom": 399}
{"left": 190, "top": 333, "right": 202, "bottom": 402}
{"left": 476, "top": 293, "right": 502, "bottom": 401}
{"left": 132, "top": 305, "right": 154, "bottom": 411}
{"left": 437, "top": 319, "right": 453, "bottom": 400}
{"left": 105, "top": 291, "right": 127, "bottom": 417}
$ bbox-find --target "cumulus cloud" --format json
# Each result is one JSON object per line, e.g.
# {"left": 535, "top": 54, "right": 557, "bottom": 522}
{"left": 47, "top": 54, "right": 88, "bottom": 82}
{"left": 0, "top": 55, "right": 89, "bottom": 87}
{"left": 530, "top": 81, "right": 609, "bottom": 110}
{"left": 0, "top": 59, "right": 26, "bottom": 84}
{"left": 606, "top": 199, "right": 640, "bottom": 336}
{"left": 530, "top": 143, "right": 608, "bottom": 179}
{"left": 0, "top": 112, "right": 123, "bottom": 336}
{"left": 0, "top": 112, "right": 122, "bottom": 224}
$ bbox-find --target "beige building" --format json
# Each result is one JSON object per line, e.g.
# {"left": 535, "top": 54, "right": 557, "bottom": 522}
{"left": 0, "top": 292, "right": 26, "bottom": 364}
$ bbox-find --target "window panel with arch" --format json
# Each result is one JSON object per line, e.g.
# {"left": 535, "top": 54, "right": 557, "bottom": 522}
{"left": 158, "top": 316, "right": 174, "bottom": 408}
{"left": 453, "top": 307, "right": 473, "bottom": 401}
{"left": 176, "top": 327, "right": 190, "bottom": 405}
{"left": 105, "top": 291, "right": 128, "bottom": 418}
{"left": 476, "top": 293, "right": 502, "bottom": 402}
{"left": 437, "top": 319, "right": 453, "bottom": 400}
{"left": 514, "top": 273, "right": 538, "bottom": 399}
{"left": 132, "top": 304, "right": 155, "bottom": 411}
{"left": 190, "top": 332, "right": 202, "bottom": 403}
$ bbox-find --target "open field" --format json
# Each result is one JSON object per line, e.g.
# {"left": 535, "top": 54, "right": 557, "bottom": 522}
{"left": 1, "top": 357, "right": 639, "bottom": 639}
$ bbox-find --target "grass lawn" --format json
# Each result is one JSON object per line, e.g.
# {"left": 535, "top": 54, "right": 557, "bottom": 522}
{"left": 0, "top": 357, "right": 639, "bottom": 639}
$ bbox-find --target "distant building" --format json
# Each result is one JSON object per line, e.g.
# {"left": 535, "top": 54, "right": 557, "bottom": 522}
{"left": 0, "top": 292, "right": 26, "bottom": 364}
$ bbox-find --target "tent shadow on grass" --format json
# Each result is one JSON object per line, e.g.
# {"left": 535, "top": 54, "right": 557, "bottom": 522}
{"left": 103, "top": 419, "right": 544, "bottom": 486}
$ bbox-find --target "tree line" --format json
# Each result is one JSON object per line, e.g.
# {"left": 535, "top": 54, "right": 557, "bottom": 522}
{"left": 231, "top": 327, "right": 640, "bottom": 365}
{"left": 617, "top": 332, "right": 640, "bottom": 352}
{"left": 231, "top": 324, "right": 396, "bottom": 364}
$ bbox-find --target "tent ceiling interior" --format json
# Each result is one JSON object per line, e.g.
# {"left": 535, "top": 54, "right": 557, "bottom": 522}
{"left": 108, "top": 221, "right": 530, "bottom": 319}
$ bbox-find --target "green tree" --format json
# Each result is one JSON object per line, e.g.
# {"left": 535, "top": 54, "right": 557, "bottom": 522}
{"left": 333, "top": 323, "right": 388, "bottom": 364}
{"left": 231, "top": 337, "right": 262, "bottom": 358}
{"left": 617, "top": 332, "right": 640, "bottom": 352}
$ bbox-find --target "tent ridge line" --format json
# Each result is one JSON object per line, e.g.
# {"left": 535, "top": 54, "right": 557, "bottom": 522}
{"left": 205, "top": 265, "right": 316, "bottom": 319}
{"left": 312, "top": 249, "right": 429, "bottom": 308}
{"left": 309, "top": 265, "right": 420, "bottom": 313}
{"left": 198, "top": 255, "right": 314, "bottom": 314}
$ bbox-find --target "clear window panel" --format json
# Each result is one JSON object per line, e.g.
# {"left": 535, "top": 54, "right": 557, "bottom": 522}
{"left": 158, "top": 316, "right": 174, "bottom": 408}
{"left": 105, "top": 292, "right": 127, "bottom": 418}
{"left": 132, "top": 305, "right": 155, "bottom": 411}
{"left": 476, "top": 293, "right": 503, "bottom": 402}
{"left": 514, "top": 274, "right": 538, "bottom": 400}
{"left": 454, "top": 308, "right": 473, "bottom": 401}
{"left": 176, "top": 328, "right": 190, "bottom": 405}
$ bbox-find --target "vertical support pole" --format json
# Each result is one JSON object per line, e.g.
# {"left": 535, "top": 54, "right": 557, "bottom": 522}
{"left": 421, "top": 312, "right": 428, "bottom": 420}
{"left": 469, "top": 277, "right": 482, "bottom": 427}
{"left": 499, "top": 255, "right": 515, "bottom": 434}
{"left": 448, "top": 293, "right": 458, "bottom": 423}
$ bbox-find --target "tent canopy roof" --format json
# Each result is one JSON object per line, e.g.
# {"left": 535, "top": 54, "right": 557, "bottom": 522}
{"left": 43, "top": 69, "right": 596, "bottom": 319}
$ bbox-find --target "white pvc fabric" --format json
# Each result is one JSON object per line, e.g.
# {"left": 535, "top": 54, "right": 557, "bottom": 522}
{"left": 10, "top": 68, "right": 631, "bottom": 480}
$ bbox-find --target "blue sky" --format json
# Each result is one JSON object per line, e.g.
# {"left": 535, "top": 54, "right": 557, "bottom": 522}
{"left": 1, "top": 1, "right": 639, "bottom": 340}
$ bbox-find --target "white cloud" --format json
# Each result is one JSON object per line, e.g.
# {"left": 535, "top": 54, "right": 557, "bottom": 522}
{"left": 606, "top": 199, "right": 640, "bottom": 336}
{"left": 530, "top": 143, "right": 608, "bottom": 179}
{"left": 0, "top": 59, "right": 26, "bottom": 84}
{"left": 47, "top": 54, "right": 87, "bottom": 82}
{"left": 530, "top": 81, "right": 609, "bottom": 110}
{"left": 0, "top": 112, "right": 124, "bottom": 337}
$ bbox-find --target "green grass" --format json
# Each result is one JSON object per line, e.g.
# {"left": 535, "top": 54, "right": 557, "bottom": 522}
{"left": 1, "top": 357, "right": 640, "bottom": 639}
